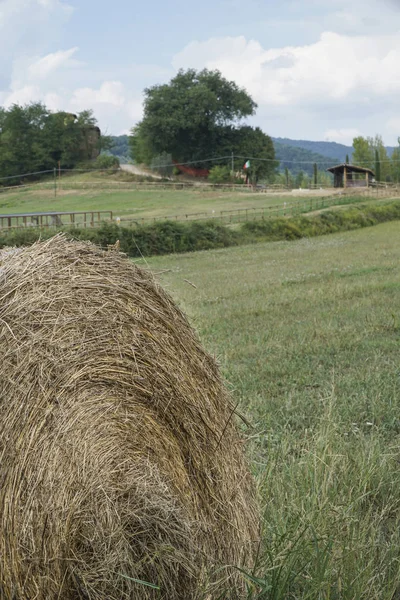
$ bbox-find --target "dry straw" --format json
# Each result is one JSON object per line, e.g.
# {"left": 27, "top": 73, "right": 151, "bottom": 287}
{"left": 0, "top": 235, "right": 259, "bottom": 599}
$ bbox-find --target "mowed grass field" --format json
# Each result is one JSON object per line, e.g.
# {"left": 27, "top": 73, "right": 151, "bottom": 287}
{"left": 0, "top": 184, "right": 298, "bottom": 220}
{"left": 139, "top": 221, "right": 400, "bottom": 598}
{"left": 0, "top": 171, "right": 345, "bottom": 222}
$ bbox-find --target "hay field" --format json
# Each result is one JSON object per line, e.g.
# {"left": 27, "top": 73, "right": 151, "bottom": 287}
{"left": 141, "top": 220, "right": 400, "bottom": 598}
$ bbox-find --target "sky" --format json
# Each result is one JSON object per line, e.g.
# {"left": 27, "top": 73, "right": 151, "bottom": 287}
{"left": 1, "top": 0, "right": 400, "bottom": 144}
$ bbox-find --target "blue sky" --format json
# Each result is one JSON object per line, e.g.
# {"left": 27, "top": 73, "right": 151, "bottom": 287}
{"left": 1, "top": 0, "right": 400, "bottom": 144}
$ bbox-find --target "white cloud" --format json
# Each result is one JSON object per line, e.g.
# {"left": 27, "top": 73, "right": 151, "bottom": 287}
{"left": 43, "top": 92, "right": 63, "bottom": 111}
{"left": 0, "top": 0, "right": 73, "bottom": 51}
{"left": 1, "top": 37, "right": 144, "bottom": 133}
{"left": 386, "top": 118, "right": 400, "bottom": 143}
{"left": 28, "top": 48, "right": 80, "bottom": 80}
{"left": 172, "top": 32, "right": 400, "bottom": 143}
{"left": 173, "top": 32, "right": 400, "bottom": 109}
{"left": 127, "top": 100, "right": 144, "bottom": 122}
{"left": 71, "top": 82, "right": 126, "bottom": 109}
{"left": 4, "top": 85, "right": 40, "bottom": 107}
{"left": 69, "top": 82, "right": 145, "bottom": 134}
{"left": 0, "top": 0, "right": 75, "bottom": 108}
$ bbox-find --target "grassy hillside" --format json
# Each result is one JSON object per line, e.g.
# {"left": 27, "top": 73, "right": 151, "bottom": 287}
{"left": 141, "top": 221, "right": 400, "bottom": 598}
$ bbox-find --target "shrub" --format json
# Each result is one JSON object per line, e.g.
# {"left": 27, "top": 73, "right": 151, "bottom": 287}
{"left": 208, "top": 166, "right": 232, "bottom": 184}
{"left": 94, "top": 154, "right": 120, "bottom": 169}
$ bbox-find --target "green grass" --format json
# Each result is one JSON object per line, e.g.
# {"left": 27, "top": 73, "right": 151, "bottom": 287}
{"left": 0, "top": 170, "right": 368, "bottom": 223}
{"left": 1, "top": 170, "right": 396, "bottom": 228}
{"left": 138, "top": 220, "right": 400, "bottom": 599}
{"left": 0, "top": 181, "right": 297, "bottom": 221}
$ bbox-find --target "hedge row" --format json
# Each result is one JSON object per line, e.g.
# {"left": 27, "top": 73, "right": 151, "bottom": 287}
{"left": 1, "top": 201, "right": 399, "bottom": 257}
{"left": 241, "top": 201, "right": 400, "bottom": 240}
{"left": 0, "top": 220, "right": 241, "bottom": 256}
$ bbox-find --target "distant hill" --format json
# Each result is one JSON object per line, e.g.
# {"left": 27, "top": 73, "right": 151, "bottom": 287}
{"left": 273, "top": 141, "right": 337, "bottom": 176}
{"left": 273, "top": 137, "right": 396, "bottom": 163}
{"left": 272, "top": 137, "right": 352, "bottom": 163}
{"left": 108, "top": 135, "right": 130, "bottom": 163}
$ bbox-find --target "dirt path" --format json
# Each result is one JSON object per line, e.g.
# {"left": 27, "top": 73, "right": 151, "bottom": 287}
{"left": 120, "top": 164, "right": 162, "bottom": 179}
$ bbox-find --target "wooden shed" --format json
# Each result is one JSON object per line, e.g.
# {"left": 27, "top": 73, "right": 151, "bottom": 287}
{"left": 326, "top": 163, "right": 375, "bottom": 188}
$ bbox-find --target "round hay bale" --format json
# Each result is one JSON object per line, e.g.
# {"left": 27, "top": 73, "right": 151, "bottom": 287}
{"left": 0, "top": 235, "right": 259, "bottom": 600}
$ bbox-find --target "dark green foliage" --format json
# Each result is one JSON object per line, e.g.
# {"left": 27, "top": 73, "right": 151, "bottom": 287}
{"left": 131, "top": 69, "right": 257, "bottom": 165}
{"left": 0, "top": 104, "right": 102, "bottom": 185}
{"left": 129, "top": 69, "right": 277, "bottom": 181}
{"left": 2, "top": 201, "right": 400, "bottom": 258}
{"left": 234, "top": 126, "right": 277, "bottom": 182}
{"left": 375, "top": 149, "right": 381, "bottom": 182}
{"left": 284, "top": 167, "right": 290, "bottom": 187}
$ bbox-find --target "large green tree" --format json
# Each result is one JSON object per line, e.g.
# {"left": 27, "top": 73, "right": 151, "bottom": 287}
{"left": 352, "top": 135, "right": 390, "bottom": 181}
{"left": 130, "top": 69, "right": 259, "bottom": 165}
{"left": 352, "top": 136, "right": 374, "bottom": 168}
{"left": 0, "top": 103, "right": 51, "bottom": 178}
{"left": 369, "top": 135, "right": 389, "bottom": 181}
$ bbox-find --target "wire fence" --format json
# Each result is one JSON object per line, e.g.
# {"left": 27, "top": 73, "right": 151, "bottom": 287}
{"left": 2, "top": 171, "right": 400, "bottom": 197}
{"left": 0, "top": 179, "right": 301, "bottom": 195}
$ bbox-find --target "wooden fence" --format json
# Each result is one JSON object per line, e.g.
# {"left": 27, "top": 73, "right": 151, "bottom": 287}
{"left": 0, "top": 210, "right": 113, "bottom": 231}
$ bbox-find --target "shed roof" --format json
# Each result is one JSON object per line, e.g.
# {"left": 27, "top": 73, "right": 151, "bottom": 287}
{"left": 326, "top": 163, "right": 375, "bottom": 176}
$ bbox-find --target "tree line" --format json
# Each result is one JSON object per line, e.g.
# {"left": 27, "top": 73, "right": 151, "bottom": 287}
{"left": 352, "top": 135, "right": 400, "bottom": 182}
{"left": 0, "top": 104, "right": 110, "bottom": 184}
{"left": 2, "top": 70, "right": 400, "bottom": 188}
